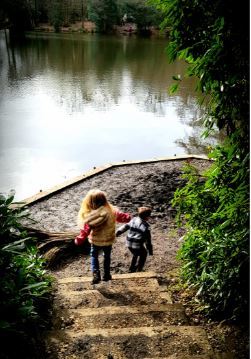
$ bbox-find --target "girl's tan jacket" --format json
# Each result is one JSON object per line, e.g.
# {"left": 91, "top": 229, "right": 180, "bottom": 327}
{"left": 83, "top": 206, "right": 117, "bottom": 246}
{"left": 75, "top": 205, "right": 131, "bottom": 247}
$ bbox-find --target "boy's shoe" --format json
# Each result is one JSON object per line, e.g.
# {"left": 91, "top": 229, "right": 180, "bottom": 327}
{"left": 129, "top": 265, "right": 137, "bottom": 273}
{"left": 91, "top": 271, "right": 101, "bottom": 285}
{"left": 102, "top": 273, "right": 112, "bottom": 281}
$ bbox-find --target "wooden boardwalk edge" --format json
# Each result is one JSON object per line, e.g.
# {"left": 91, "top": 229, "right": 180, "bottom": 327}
{"left": 17, "top": 154, "right": 210, "bottom": 207}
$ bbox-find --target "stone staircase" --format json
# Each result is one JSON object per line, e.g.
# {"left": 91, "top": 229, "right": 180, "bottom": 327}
{"left": 44, "top": 272, "right": 225, "bottom": 359}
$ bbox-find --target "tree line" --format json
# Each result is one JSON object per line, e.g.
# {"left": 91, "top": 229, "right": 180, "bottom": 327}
{"left": 0, "top": 0, "right": 163, "bottom": 34}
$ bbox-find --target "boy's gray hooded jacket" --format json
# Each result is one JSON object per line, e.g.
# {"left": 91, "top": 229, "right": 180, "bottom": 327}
{"left": 116, "top": 216, "right": 153, "bottom": 254}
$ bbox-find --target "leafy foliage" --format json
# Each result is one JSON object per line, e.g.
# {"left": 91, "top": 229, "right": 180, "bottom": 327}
{"left": 0, "top": 0, "right": 163, "bottom": 34}
{"left": 87, "top": 0, "right": 162, "bottom": 34}
{"left": 151, "top": 0, "right": 249, "bottom": 319}
{"left": 48, "top": 0, "right": 64, "bottom": 32}
{"left": 88, "top": 0, "right": 119, "bottom": 33}
{"left": 172, "top": 142, "right": 249, "bottom": 318}
{"left": 152, "top": 0, "right": 249, "bottom": 139}
{"left": 119, "top": 0, "right": 162, "bottom": 33}
{"left": 0, "top": 0, "right": 34, "bottom": 31}
{"left": 0, "top": 193, "right": 52, "bottom": 333}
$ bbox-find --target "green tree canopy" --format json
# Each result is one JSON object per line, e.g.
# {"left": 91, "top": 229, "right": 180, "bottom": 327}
{"left": 1, "top": 0, "right": 34, "bottom": 31}
{"left": 88, "top": 0, "right": 119, "bottom": 33}
{"left": 119, "top": 0, "right": 162, "bottom": 33}
{"left": 153, "top": 0, "right": 249, "bottom": 142}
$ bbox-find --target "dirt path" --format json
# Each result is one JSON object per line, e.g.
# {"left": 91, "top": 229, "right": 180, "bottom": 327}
{"left": 45, "top": 271, "right": 215, "bottom": 359}
{"left": 26, "top": 158, "right": 248, "bottom": 359}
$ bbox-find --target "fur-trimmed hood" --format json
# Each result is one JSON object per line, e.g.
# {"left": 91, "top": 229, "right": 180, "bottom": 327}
{"left": 83, "top": 206, "right": 110, "bottom": 228}
{"left": 83, "top": 206, "right": 116, "bottom": 246}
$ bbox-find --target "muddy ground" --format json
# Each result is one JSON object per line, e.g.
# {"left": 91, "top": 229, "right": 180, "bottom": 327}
{"left": 26, "top": 158, "right": 249, "bottom": 359}
{"left": 27, "top": 159, "right": 209, "bottom": 278}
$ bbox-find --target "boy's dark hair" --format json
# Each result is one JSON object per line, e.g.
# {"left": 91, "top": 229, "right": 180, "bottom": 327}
{"left": 138, "top": 207, "right": 152, "bottom": 219}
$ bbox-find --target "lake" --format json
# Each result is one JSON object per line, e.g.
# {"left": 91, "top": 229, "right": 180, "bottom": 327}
{"left": 0, "top": 30, "right": 213, "bottom": 201}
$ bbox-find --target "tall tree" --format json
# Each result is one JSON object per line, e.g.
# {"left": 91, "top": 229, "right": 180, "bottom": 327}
{"left": 122, "top": 0, "right": 162, "bottom": 34}
{"left": 48, "top": 0, "right": 64, "bottom": 31}
{"left": 0, "top": 0, "right": 34, "bottom": 32}
{"left": 87, "top": 0, "right": 118, "bottom": 33}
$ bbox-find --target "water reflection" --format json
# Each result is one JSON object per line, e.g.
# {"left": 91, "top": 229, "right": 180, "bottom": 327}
{"left": 0, "top": 31, "right": 215, "bottom": 200}
{"left": 2, "top": 33, "right": 198, "bottom": 115}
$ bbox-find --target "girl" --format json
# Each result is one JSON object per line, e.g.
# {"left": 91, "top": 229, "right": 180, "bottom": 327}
{"left": 75, "top": 189, "right": 131, "bottom": 284}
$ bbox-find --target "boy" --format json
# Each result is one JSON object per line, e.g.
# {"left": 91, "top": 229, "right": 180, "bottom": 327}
{"left": 116, "top": 207, "right": 153, "bottom": 272}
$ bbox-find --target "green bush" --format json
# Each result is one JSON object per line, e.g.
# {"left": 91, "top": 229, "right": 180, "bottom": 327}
{"left": 172, "top": 140, "right": 249, "bottom": 319}
{"left": 0, "top": 193, "right": 52, "bottom": 334}
{"left": 151, "top": 0, "right": 249, "bottom": 321}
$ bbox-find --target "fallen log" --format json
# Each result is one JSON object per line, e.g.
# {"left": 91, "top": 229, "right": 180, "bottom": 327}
{"left": 24, "top": 227, "right": 78, "bottom": 241}
{"left": 24, "top": 227, "right": 89, "bottom": 268}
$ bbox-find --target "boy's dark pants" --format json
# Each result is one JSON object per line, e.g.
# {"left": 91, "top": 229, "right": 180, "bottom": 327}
{"left": 129, "top": 246, "right": 147, "bottom": 272}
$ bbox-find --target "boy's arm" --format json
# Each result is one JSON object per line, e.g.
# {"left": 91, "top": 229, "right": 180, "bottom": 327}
{"left": 116, "top": 223, "right": 130, "bottom": 237}
{"left": 75, "top": 223, "right": 91, "bottom": 245}
{"left": 145, "top": 229, "right": 153, "bottom": 255}
{"left": 115, "top": 210, "right": 131, "bottom": 223}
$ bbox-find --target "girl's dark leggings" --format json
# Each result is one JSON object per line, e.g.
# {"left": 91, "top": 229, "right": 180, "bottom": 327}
{"left": 129, "top": 246, "right": 147, "bottom": 272}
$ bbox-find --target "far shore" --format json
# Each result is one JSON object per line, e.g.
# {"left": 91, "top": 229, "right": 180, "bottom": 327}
{"left": 27, "top": 21, "right": 163, "bottom": 37}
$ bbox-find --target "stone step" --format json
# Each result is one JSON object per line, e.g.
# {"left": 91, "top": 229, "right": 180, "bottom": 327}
{"left": 71, "top": 303, "right": 184, "bottom": 316}
{"left": 56, "top": 276, "right": 160, "bottom": 292}
{"left": 55, "top": 282, "right": 172, "bottom": 309}
{"left": 143, "top": 354, "right": 234, "bottom": 359}
{"left": 55, "top": 290, "right": 172, "bottom": 309}
{"left": 144, "top": 356, "right": 212, "bottom": 359}
{"left": 55, "top": 272, "right": 172, "bottom": 305}
{"left": 54, "top": 303, "right": 188, "bottom": 329}
{"left": 57, "top": 271, "right": 157, "bottom": 285}
{"left": 144, "top": 355, "right": 213, "bottom": 359}
{"left": 45, "top": 325, "right": 213, "bottom": 359}
{"left": 57, "top": 276, "right": 160, "bottom": 290}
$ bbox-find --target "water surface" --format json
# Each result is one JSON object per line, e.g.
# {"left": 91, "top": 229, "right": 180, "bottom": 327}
{"left": 0, "top": 31, "right": 211, "bottom": 200}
